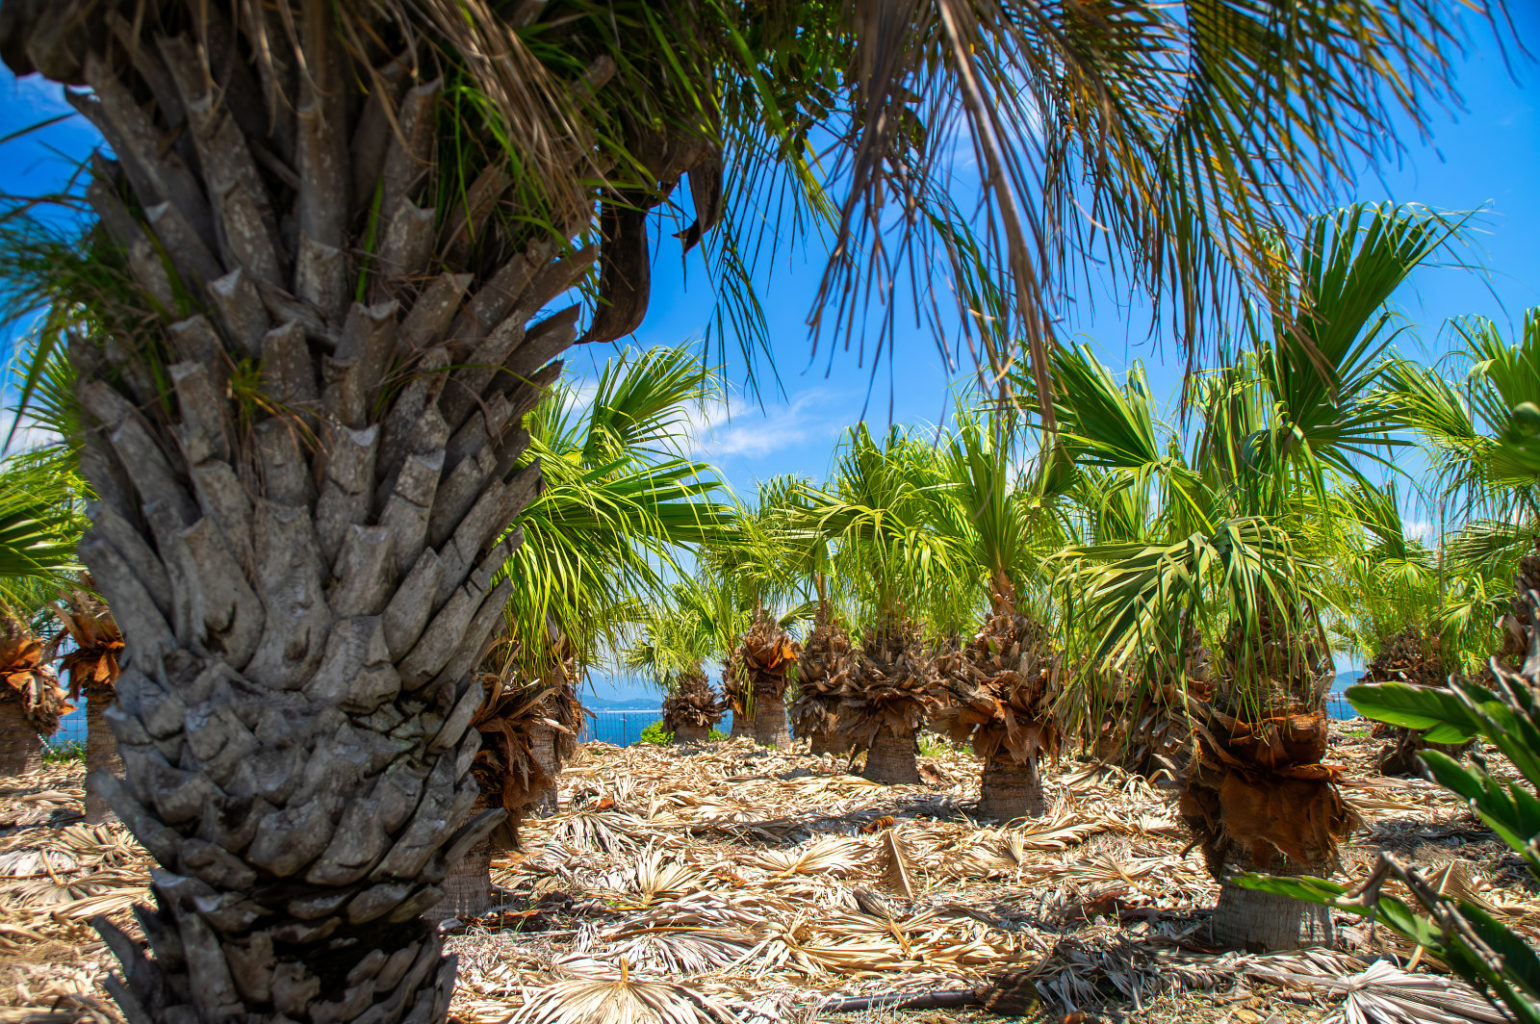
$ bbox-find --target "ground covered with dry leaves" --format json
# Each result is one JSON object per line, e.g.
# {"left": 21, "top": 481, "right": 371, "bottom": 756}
{"left": 1, "top": 723, "right": 1534, "bottom": 1024}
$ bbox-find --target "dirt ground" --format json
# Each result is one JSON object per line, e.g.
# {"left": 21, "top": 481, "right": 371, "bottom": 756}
{"left": 1, "top": 721, "right": 1530, "bottom": 1024}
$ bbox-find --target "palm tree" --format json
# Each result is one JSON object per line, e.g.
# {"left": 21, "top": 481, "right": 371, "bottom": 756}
{"left": 439, "top": 347, "right": 733, "bottom": 920}
{"left": 930, "top": 411, "right": 1067, "bottom": 818}
{"left": 1324, "top": 484, "right": 1475, "bottom": 775}
{"left": 1052, "top": 204, "right": 1467, "bottom": 950}
{"left": 732, "top": 607, "right": 800, "bottom": 749}
{"left": 803, "top": 424, "right": 969, "bottom": 783}
{"left": 789, "top": 601, "right": 858, "bottom": 756}
{"left": 1383, "top": 310, "right": 1540, "bottom": 668}
{"left": 0, "top": 610, "right": 69, "bottom": 775}
{"left": 53, "top": 576, "right": 124, "bottom": 820}
{"left": 0, "top": 1, "right": 1487, "bottom": 1015}
{"left": 0, "top": 448, "right": 87, "bottom": 775}
{"left": 660, "top": 667, "right": 725, "bottom": 743}
{"left": 628, "top": 583, "right": 728, "bottom": 743}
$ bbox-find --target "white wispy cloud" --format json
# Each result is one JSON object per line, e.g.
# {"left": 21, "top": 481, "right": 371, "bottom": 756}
{"left": 1404, "top": 518, "right": 1437, "bottom": 543}
{"left": 684, "top": 388, "right": 846, "bottom": 462}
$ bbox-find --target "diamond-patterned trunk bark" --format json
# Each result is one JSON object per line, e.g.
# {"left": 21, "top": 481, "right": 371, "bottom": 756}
{"left": 0, "top": 8, "right": 611, "bottom": 1020}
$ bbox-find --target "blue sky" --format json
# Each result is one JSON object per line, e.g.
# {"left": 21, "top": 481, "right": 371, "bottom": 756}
{"left": 3, "top": 11, "right": 1537, "bottom": 701}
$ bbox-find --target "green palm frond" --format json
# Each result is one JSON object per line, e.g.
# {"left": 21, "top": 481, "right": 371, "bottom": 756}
{"left": 498, "top": 347, "right": 736, "bottom": 672}
{"left": 0, "top": 448, "right": 88, "bottom": 610}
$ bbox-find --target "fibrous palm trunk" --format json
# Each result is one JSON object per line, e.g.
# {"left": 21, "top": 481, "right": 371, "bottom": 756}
{"left": 979, "top": 755, "right": 1044, "bottom": 821}
{"left": 863, "top": 728, "right": 920, "bottom": 785}
{"left": 730, "top": 710, "right": 752, "bottom": 739}
{"left": 84, "top": 683, "right": 123, "bottom": 823}
{"left": 808, "top": 732, "right": 841, "bottom": 757}
{"left": 0, "top": 9, "right": 616, "bottom": 1020}
{"left": 675, "top": 724, "right": 708, "bottom": 743}
{"left": 0, "top": 699, "right": 41, "bottom": 776}
{"left": 1210, "top": 859, "right": 1336, "bottom": 952}
{"left": 527, "top": 720, "right": 561, "bottom": 817}
{"left": 753, "top": 679, "right": 790, "bottom": 748}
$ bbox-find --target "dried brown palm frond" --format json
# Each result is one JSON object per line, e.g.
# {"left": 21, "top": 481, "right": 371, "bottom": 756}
{"left": 596, "top": 927, "right": 754, "bottom": 977}
{"left": 1180, "top": 603, "right": 1360, "bottom": 940}
{"left": 941, "top": 609, "right": 1062, "bottom": 767}
{"left": 661, "top": 666, "right": 724, "bottom": 741}
{"left": 841, "top": 619, "right": 943, "bottom": 784}
{"left": 471, "top": 639, "right": 586, "bottom": 850}
{"left": 745, "top": 836, "right": 869, "bottom": 878}
{"left": 735, "top": 609, "right": 800, "bottom": 749}
{"left": 594, "top": 846, "right": 705, "bottom": 906}
{"left": 51, "top": 579, "right": 122, "bottom": 704}
{"left": 0, "top": 613, "right": 69, "bottom": 738}
{"left": 50, "top": 578, "right": 123, "bottom": 821}
{"left": 790, "top": 609, "right": 857, "bottom": 755}
{"left": 511, "top": 962, "right": 740, "bottom": 1024}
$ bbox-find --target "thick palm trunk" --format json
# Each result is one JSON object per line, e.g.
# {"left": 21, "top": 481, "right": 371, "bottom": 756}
{"left": 528, "top": 721, "right": 561, "bottom": 817}
{"left": 1211, "top": 859, "right": 1336, "bottom": 951}
{"left": 84, "top": 684, "right": 122, "bottom": 823}
{"left": 427, "top": 838, "right": 494, "bottom": 926}
{"left": 809, "top": 732, "right": 839, "bottom": 757}
{"left": 729, "top": 710, "right": 752, "bottom": 739}
{"left": 979, "top": 755, "right": 1044, "bottom": 820}
{"left": 863, "top": 728, "right": 920, "bottom": 785}
{"left": 0, "top": 12, "right": 607, "bottom": 1021}
{"left": 753, "top": 680, "right": 790, "bottom": 748}
{"left": 0, "top": 700, "right": 41, "bottom": 776}
{"left": 675, "top": 724, "right": 709, "bottom": 743}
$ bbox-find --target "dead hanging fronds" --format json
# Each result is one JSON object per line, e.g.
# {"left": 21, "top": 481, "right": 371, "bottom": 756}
{"left": 940, "top": 607, "right": 1062, "bottom": 768}
{"left": 791, "top": 609, "right": 858, "bottom": 752}
{"left": 0, "top": 613, "right": 70, "bottom": 733}
{"left": 840, "top": 618, "right": 943, "bottom": 751}
{"left": 52, "top": 576, "right": 122, "bottom": 704}
{"left": 661, "top": 666, "right": 725, "bottom": 736}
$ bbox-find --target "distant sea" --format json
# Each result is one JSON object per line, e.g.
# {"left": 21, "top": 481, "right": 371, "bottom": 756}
{"left": 1328, "top": 669, "right": 1365, "bottom": 720}
{"left": 42, "top": 671, "right": 1366, "bottom": 755}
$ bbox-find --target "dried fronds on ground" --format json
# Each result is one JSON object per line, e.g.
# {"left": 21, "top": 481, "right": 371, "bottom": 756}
{"left": 1, "top": 724, "right": 1532, "bottom": 1024}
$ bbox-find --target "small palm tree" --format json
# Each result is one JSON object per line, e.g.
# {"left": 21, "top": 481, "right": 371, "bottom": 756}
{"left": 0, "top": 447, "right": 86, "bottom": 776}
{"left": 1383, "top": 309, "right": 1540, "bottom": 674}
{"left": 52, "top": 576, "right": 124, "bottom": 820}
{"left": 439, "top": 348, "right": 734, "bottom": 920}
{"left": 790, "top": 601, "right": 858, "bottom": 756}
{"left": 802, "top": 425, "right": 969, "bottom": 782}
{"left": 628, "top": 584, "right": 727, "bottom": 743}
{"left": 660, "top": 667, "right": 725, "bottom": 743}
{"left": 930, "top": 411, "right": 1067, "bottom": 818}
{"left": 0, "top": 610, "right": 69, "bottom": 775}
{"left": 732, "top": 608, "right": 800, "bottom": 749}
{"left": 1052, "top": 204, "right": 1467, "bottom": 950}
